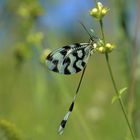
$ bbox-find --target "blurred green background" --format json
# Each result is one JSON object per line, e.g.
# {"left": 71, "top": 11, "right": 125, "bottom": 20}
{"left": 0, "top": 0, "right": 140, "bottom": 140}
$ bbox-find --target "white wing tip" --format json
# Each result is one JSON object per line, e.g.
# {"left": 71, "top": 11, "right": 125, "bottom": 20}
{"left": 58, "top": 125, "right": 64, "bottom": 135}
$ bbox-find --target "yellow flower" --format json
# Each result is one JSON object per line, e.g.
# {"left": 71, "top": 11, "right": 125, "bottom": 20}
{"left": 96, "top": 46, "right": 106, "bottom": 53}
{"left": 105, "top": 43, "right": 115, "bottom": 52}
{"left": 89, "top": 2, "right": 109, "bottom": 20}
{"left": 96, "top": 40, "right": 115, "bottom": 54}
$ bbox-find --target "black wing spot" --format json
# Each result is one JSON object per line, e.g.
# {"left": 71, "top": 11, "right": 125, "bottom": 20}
{"left": 74, "top": 43, "right": 81, "bottom": 48}
{"left": 73, "top": 61, "right": 82, "bottom": 73}
{"left": 60, "top": 120, "right": 67, "bottom": 128}
{"left": 63, "top": 57, "right": 71, "bottom": 65}
{"left": 60, "top": 49, "right": 67, "bottom": 56}
{"left": 69, "top": 101, "right": 74, "bottom": 112}
{"left": 80, "top": 49, "right": 85, "bottom": 59}
{"left": 63, "top": 46, "right": 71, "bottom": 50}
{"left": 64, "top": 69, "right": 71, "bottom": 74}
{"left": 52, "top": 60, "right": 59, "bottom": 72}
{"left": 63, "top": 57, "right": 71, "bottom": 74}
{"left": 52, "top": 66, "right": 58, "bottom": 72}
{"left": 72, "top": 51, "right": 78, "bottom": 58}
{"left": 52, "top": 60, "right": 59, "bottom": 65}
{"left": 81, "top": 61, "right": 86, "bottom": 67}
{"left": 46, "top": 53, "right": 52, "bottom": 61}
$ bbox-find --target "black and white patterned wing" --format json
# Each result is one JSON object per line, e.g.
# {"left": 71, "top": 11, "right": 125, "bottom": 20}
{"left": 46, "top": 43, "right": 92, "bottom": 74}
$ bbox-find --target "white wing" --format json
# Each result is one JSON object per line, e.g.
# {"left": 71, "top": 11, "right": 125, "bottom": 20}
{"left": 46, "top": 43, "right": 92, "bottom": 74}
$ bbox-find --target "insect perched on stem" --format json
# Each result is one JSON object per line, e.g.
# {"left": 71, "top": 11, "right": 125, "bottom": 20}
{"left": 46, "top": 23, "right": 98, "bottom": 135}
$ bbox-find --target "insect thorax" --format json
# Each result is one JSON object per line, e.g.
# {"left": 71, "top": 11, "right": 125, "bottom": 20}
{"left": 89, "top": 39, "right": 97, "bottom": 54}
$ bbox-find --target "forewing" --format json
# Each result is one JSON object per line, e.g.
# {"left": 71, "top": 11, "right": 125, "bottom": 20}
{"left": 46, "top": 43, "right": 91, "bottom": 74}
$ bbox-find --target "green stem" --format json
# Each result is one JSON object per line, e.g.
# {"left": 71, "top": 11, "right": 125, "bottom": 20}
{"left": 99, "top": 20, "right": 136, "bottom": 140}
{"left": 99, "top": 20, "right": 105, "bottom": 44}
{"left": 105, "top": 53, "right": 136, "bottom": 140}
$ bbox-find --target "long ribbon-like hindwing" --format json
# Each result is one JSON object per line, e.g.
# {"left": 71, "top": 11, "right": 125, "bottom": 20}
{"left": 58, "top": 67, "right": 86, "bottom": 135}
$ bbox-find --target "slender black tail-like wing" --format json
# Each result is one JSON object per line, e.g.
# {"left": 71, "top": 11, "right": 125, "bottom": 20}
{"left": 58, "top": 66, "right": 87, "bottom": 135}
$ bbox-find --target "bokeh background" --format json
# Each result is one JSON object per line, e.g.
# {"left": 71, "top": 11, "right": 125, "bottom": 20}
{"left": 0, "top": 0, "right": 140, "bottom": 140}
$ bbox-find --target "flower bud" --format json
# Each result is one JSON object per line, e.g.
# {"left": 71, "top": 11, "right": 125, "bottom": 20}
{"left": 105, "top": 43, "right": 115, "bottom": 53}
{"left": 89, "top": 2, "right": 109, "bottom": 20}
{"left": 89, "top": 8, "right": 100, "bottom": 19}
{"left": 97, "top": 2, "right": 103, "bottom": 11}
{"left": 101, "top": 7, "right": 109, "bottom": 16}
{"left": 97, "top": 46, "right": 106, "bottom": 53}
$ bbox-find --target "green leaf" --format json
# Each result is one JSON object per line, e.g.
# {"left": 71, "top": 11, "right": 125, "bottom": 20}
{"left": 119, "top": 87, "right": 127, "bottom": 95}
{"left": 111, "top": 87, "right": 127, "bottom": 104}
{"left": 111, "top": 95, "right": 118, "bottom": 104}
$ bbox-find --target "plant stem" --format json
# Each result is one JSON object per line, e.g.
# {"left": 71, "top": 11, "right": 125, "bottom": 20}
{"left": 99, "top": 20, "right": 136, "bottom": 140}
{"left": 99, "top": 20, "right": 105, "bottom": 44}
{"left": 105, "top": 53, "right": 136, "bottom": 140}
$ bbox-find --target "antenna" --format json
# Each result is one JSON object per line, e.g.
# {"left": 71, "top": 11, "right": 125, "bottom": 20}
{"left": 79, "top": 21, "right": 98, "bottom": 42}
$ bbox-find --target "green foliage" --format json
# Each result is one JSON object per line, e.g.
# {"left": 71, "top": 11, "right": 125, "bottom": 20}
{"left": 5, "top": 0, "right": 44, "bottom": 65}
{"left": 0, "top": 0, "right": 139, "bottom": 140}
{"left": 111, "top": 87, "right": 127, "bottom": 104}
{"left": 0, "top": 120, "right": 22, "bottom": 140}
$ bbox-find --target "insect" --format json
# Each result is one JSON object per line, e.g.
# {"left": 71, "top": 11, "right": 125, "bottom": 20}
{"left": 46, "top": 42, "right": 95, "bottom": 74}
{"left": 46, "top": 23, "right": 98, "bottom": 135}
